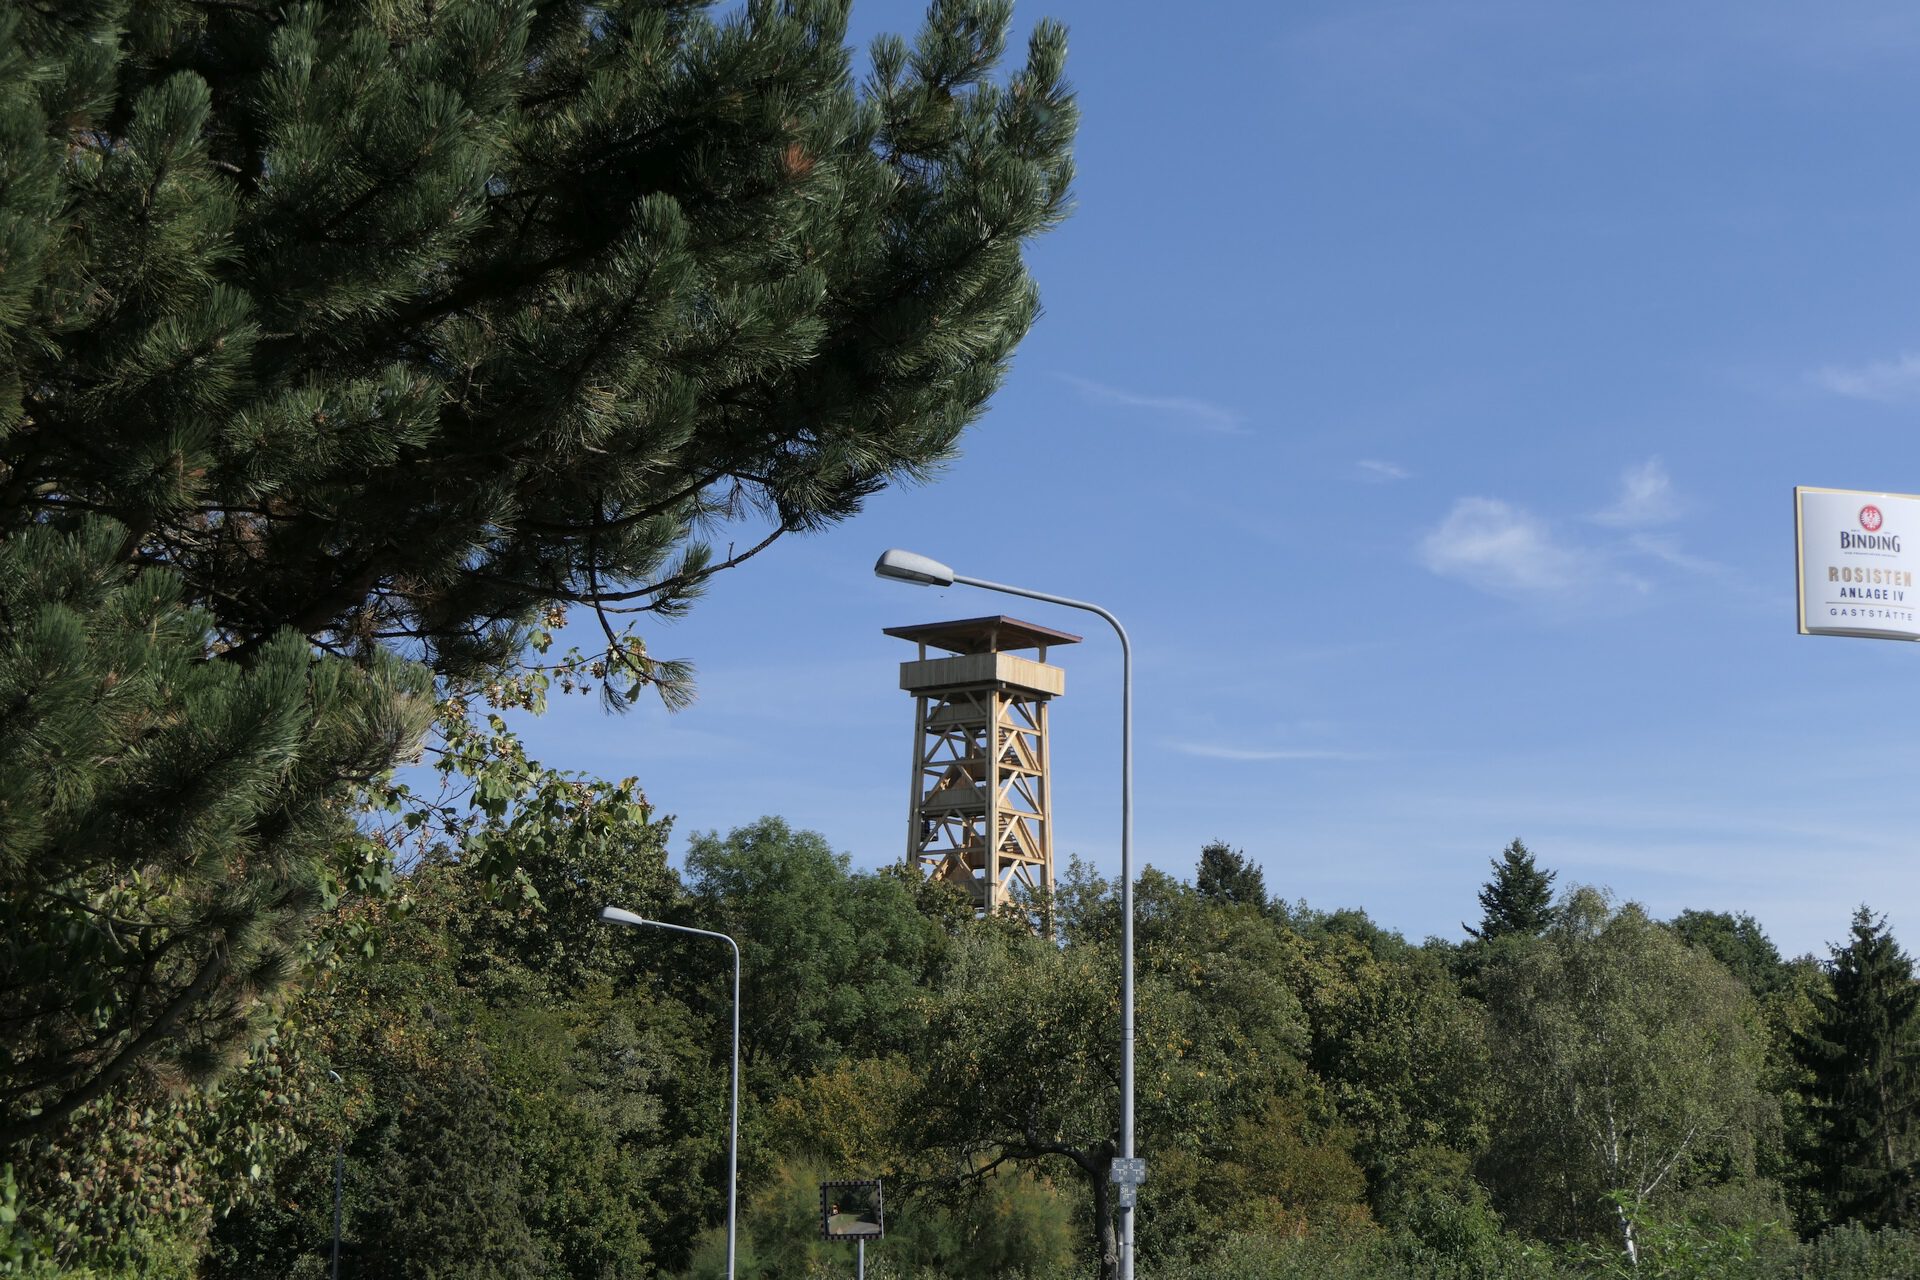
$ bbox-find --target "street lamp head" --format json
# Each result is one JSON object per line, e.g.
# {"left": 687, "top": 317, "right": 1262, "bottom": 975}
{"left": 874, "top": 549, "right": 954, "bottom": 587}
{"left": 600, "top": 905, "right": 649, "bottom": 927}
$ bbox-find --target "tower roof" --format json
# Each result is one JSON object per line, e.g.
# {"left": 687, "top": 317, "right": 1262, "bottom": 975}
{"left": 883, "top": 614, "right": 1082, "bottom": 655}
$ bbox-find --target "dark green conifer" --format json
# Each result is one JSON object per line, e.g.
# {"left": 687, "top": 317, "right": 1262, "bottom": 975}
{"left": 1196, "top": 839, "right": 1268, "bottom": 911}
{"left": 2, "top": 0, "right": 1074, "bottom": 680}
{"left": 1464, "top": 838, "right": 1557, "bottom": 941}
{"left": 0, "top": 520, "right": 428, "bottom": 1143}
{"left": 0, "top": 0, "right": 1074, "bottom": 1141}
{"left": 1794, "top": 908, "right": 1920, "bottom": 1230}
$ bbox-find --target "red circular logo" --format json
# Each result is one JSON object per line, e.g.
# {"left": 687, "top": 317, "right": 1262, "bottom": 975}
{"left": 1861, "top": 505, "right": 1884, "bottom": 532}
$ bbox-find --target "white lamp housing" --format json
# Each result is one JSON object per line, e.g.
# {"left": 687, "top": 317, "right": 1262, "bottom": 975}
{"left": 873, "top": 549, "right": 954, "bottom": 587}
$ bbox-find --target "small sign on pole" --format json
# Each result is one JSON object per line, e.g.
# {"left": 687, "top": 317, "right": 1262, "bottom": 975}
{"left": 1110, "top": 1157, "right": 1147, "bottom": 1209}
{"left": 1795, "top": 486, "right": 1920, "bottom": 642}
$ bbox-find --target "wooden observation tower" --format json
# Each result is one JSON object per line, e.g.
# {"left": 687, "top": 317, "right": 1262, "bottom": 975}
{"left": 886, "top": 615, "right": 1080, "bottom": 915}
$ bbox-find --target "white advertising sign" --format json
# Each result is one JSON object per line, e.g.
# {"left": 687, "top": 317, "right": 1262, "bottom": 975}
{"left": 1796, "top": 486, "right": 1920, "bottom": 641}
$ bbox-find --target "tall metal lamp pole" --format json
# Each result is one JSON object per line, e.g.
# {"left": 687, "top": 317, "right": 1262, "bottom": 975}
{"left": 599, "top": 906, "right": 742, "bottom": 1280}
{"left": 873, "top": 548, "right": 1140, "bottom": 1279}
{"left": 325, "top": 1068, "right": 344, "bottom": 1280}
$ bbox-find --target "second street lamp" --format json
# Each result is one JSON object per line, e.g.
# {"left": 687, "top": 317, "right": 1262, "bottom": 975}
{"left": 873, "top": 548, "right": 1141, "bottom": 1280}
{"left": 599, "top": 906, "right": 742, "bottom": 1280}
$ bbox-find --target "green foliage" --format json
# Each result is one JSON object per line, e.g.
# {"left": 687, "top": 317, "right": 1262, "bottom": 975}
{"left": 1479, "top": 889, "right": 1779, "bottom": 1253}
{"left": 685, "top": 819, "right": 942, "bottom": 1077}
{"left": 682, "top": 1157, "right": 835, "bottom": 1280}
{"left": 1282, "top": 925, "right": 1490, "bottom": 1199}
{"left": 937, "top": 1170, "right": 1080, "bottom": 1278}
{"left": 905, "top": 925, "right": 1126, "bottom": 1270}
{"left": 195, "top": 701, "right": 707, "bottom": 1279}
{"left": 1563, "top": 1197, "right": 1797, "bottom": 1279}
{"left": 412, "top": 698, "right": 680, "bottom": 1003}
{"left": 350, "top": 1065, "right": 553, "bottom": 1279}
{"left": 681, "top": 1157, "right": 1073, "bottom": 1280}
{"left": 1129, "top": 1230, "right": 1555, "bottom": 1280}
{"left": 1793, "top": 908, "right": 1920, "bottom": 1230}
{"left": 1092, "top": 1219, "right": 1920, "bottom": 1280}
{"left": 0, "top": 0, "right": 1076, "bottom": 1199}
{"left": 0, "top": 0, "right": 1076, "bottom": 691}
{"left": 9, "top": 1020, "right": 320, "bottom": 1278}
{"left": 1762, "top": 956, "right": 1829, "bottom": 1232}
{"left": 1798, "top": 1222, "right": 1920, "bottom": 1276}
{"left": 1195, "top": 841, "right": 1268, "bottom": 913}
{"left": 1466, "top": 839, "right": 1558, "bottom": 942}
{"left": 1153, "top": 1092, "right": 1371, "bottom": 1244}
{"left": 0, "top": 517, "right": 427, "bottom": 1146}
{"left": 909, "top": 868, "right": 1332, "bottom": 1278}
{"left": 1669, "top": 910, "right": 1788, "bottom": 996}
{"left": 1373, "top": 1145, "right": 1510, "bottom": 1265}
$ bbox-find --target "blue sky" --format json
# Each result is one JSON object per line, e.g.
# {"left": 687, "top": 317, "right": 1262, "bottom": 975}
{"left": 511, "top": 0, "right": 1920, "bottom": 959}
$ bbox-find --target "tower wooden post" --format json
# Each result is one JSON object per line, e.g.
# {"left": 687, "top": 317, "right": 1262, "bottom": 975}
{"left": 885, "top": 615, "right": 1080, "bottom": 916}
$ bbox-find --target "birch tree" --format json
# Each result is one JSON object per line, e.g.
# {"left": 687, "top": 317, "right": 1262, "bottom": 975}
{"left": 1480, "top": 888, "right": 1778, "bottom": 1260}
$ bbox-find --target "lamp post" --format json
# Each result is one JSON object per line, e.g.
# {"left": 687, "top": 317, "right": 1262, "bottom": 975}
{"left": 599, "top": 906, "right": 742, "bottom": 1280}
{"left": 326, "top": 1069, "right": 343, "bottom": 1280}
{"left": 873, "top": 548, "right": 1140, "bottom": 1280}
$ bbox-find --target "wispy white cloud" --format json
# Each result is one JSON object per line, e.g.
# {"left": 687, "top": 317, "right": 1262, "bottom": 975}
{"left": 1419, "top": 498, "right": 1602, "bottom": 597}
{"left": 1594, "top": 457, "right": 1679, "bottom": 528}
{"left": 1059, "top": 374, "right": 1248, "bottom": 434}
{"left": 1626, "top": 532, "right": 1727, "bottom": 576}
{"left": 1358, "top": 459, "right": 1412, "bottom": 482}
{"left": 1811, "top": 351, "right": 1920, "bottom": 402}
{"left": 1169, "top": 741, "right": 1375, "bottom": 762}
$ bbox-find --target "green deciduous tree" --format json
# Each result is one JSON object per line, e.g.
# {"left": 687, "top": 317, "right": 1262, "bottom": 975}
{"left": 907, "top": 927, "right": 1139, "bottom": 1277}
{"left": 913, "top": 868, "right": 1325, "bottom": 1280}
{"left": 1669, "top": 909, "right": 1787, "bottom": 997}
{"left": 1480, "top": 889, "right": 1778, "bottom": 1262}
{"left": 1793, "top": 908, "right": 1920, "bottom": 1231}
{"left": 684, "top": 817, "right": 943, "bottom": 1077}
{"left": 1465, "top": 839, "right": 1557, "bottom": 942}
{"left": 1283, "top": 928, "right": 1491, "bottom": 1199}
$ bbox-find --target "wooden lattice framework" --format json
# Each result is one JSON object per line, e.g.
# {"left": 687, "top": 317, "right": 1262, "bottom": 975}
{"left": 886, "top": 616, "right": 1080, "bottom": 917}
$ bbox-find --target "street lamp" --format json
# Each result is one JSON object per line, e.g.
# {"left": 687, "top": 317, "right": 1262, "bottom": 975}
{"left": 599, "top": 905, "right": 742, "bottom": 1280}
{"left": 873, "top": 548, "right": 1141, "bottom": 1280}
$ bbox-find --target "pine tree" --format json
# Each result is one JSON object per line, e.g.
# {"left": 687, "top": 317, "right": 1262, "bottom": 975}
{"left": 1196, "top": 839, "right": 1268, "bottom": 911}
{"left": 1794, "top": 908, "right": 1920, "bottom": 1230}
{"left": 1, "top": 0, "right": 1074, "bottom": 682}
{"left": 0, "top": 0, "right": 1074, "bottom": 1143}
{"left": 1464, "top": 838, "right": 1557, "bottom": 941}
{"left": 0, "top": 520, "right": 427, "bottom": 1144}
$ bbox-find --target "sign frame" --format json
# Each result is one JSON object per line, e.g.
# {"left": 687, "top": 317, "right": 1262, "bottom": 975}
{"left": 1795, "top": 485, "right": 1920, "bottom": 642}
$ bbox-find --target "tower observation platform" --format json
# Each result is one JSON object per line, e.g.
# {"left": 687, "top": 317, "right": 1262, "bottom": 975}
{"left": 885, "top": 615, "right": 1080, "bottom": 916}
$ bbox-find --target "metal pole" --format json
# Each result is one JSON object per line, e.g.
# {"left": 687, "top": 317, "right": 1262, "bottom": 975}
{"left": 727, "top": 933, "right": 740, "bottom": 1280}
{"left": 330, "top": 1150, "right": 343, "bottom": 1280}
{"left": 326, "top": 1068, "right": 343, "bottom": 1280}
{"left": 949, "top": 572, "right": 1136, "bottom": 1280}
{"left": 857, "top": 1238, "right": 866, "bottom": 1280}
{"left": 602, "top": 913, "right": 741, "bottom": 1280}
